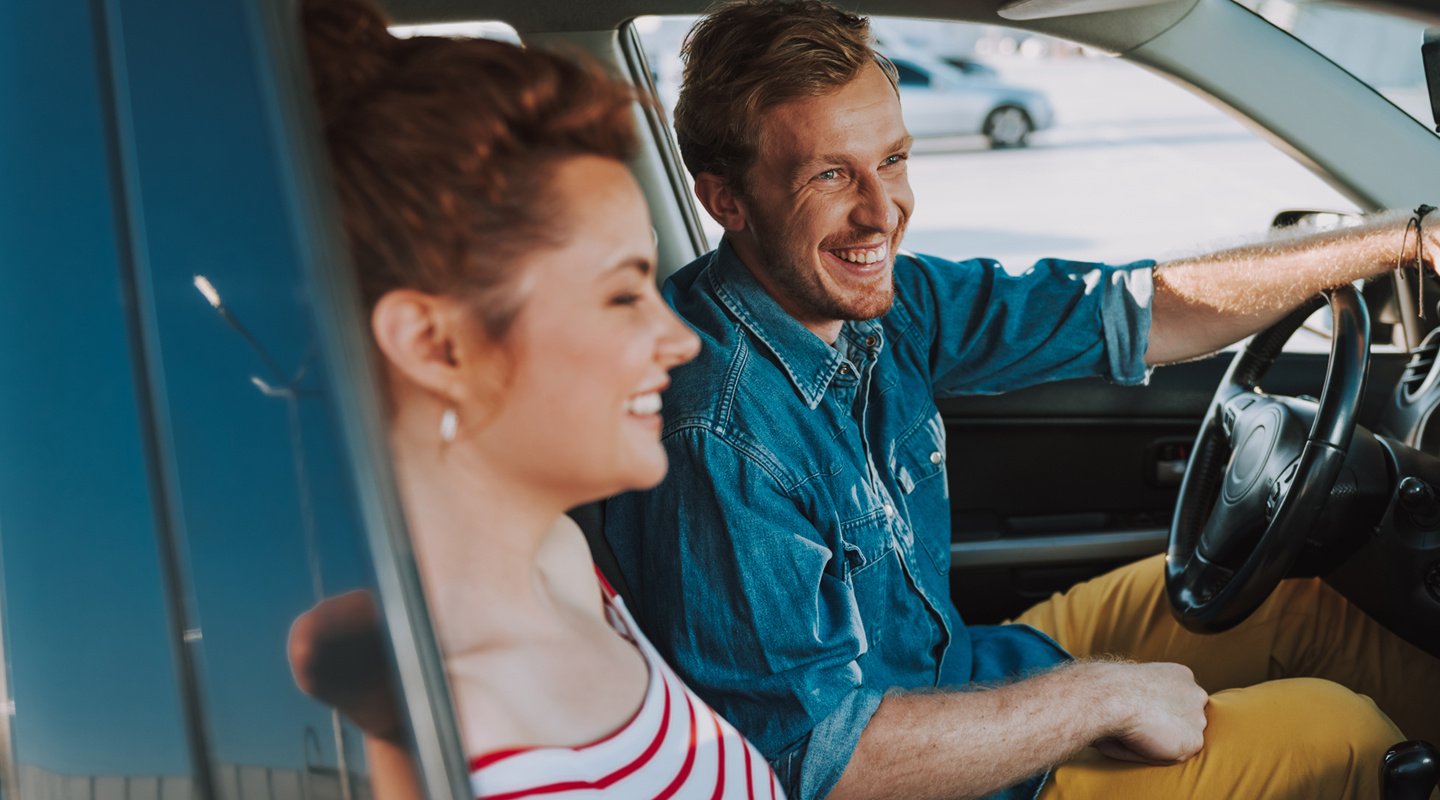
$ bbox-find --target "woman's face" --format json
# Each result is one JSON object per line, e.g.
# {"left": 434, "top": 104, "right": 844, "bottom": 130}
{"left": 463, "top": 155, "right": 700, "bottom": 503}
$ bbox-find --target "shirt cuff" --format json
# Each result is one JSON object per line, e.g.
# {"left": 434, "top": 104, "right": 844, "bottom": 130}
{"left": 770, "top": 685, "right": 886, "bottom": 800}
{"left": 1101, "top": 261, "right": 1156, "bottom": 386}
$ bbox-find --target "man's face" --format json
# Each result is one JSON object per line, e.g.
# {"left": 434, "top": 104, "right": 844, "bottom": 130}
{"left": 729, "top": 62, "right": 915, "bottom": 340}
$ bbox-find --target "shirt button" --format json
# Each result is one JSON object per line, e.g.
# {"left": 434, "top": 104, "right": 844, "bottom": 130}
{"left": 864, "top": 334, "right": 879, "bottom": 348}
{"left": 838, "top": 363, "right": 852, "bottom": 375}
{"left": 883, "top": 503, "right": 895, "bottom": 518}
{"left": 930, "top": 451, "right": 943, "bottom": 465}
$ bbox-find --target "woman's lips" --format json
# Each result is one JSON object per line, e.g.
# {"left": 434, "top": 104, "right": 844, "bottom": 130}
{"left": 624, "top": 391, "right": 662, "bottom": 416}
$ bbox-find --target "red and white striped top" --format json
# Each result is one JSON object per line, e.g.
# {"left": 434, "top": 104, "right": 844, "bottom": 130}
{"left": 468, "top": 576, "right": 785, "bottom": 800}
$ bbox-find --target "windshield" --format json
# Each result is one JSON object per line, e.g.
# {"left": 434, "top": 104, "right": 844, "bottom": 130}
{"left": 1236, "top": 0, "right": 1436, "bottom": 135}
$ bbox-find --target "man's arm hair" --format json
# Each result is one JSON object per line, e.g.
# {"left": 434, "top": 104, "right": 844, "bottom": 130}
{"left": 1147, "top": 209, "right": 1436, "bottom": 365}
{"left": 829, "top": 660, "right": 1210, "bottom": 800}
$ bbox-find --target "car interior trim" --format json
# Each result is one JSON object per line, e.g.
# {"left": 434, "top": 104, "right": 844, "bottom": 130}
{"left": 951, "top": 529, "right": 1169, "bottom": 568}
{"left": 618, "top": 21, "right": 713, "bottom": 264}
{"left": 1130, "top": 0, "right": 1440, "bottom": 213}
{"left": 527, "top": 28, "right": 709, "bottom": 284}
{"left": 998, "top": 0, "right": 1183, "bottom": 23}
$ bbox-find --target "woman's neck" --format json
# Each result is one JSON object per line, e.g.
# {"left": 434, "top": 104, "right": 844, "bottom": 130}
{"left": 389, "top": 429, "right": 570, "bottom": 656}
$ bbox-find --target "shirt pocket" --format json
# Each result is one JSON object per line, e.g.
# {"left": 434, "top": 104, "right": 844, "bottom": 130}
{"left": 838, "top": 506, "right": 895, "bottom": 576}
{"left": 893, "top": 411, "right": 951, "bottom": 575}
{"left": 837, "top": 505, "right": 894, "bottom": 655}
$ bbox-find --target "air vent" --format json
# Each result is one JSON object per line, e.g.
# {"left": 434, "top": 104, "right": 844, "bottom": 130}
{"left": 1402, "top": 328, "right": 1440, "bottom": 400}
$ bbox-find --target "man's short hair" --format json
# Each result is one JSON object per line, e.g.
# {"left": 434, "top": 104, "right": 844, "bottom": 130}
{"left": 673, "top": 0, "right": 897, "bottom": 188}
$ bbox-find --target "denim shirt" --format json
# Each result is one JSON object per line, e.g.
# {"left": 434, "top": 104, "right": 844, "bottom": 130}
{"left": 604, "top": 240, "right": 1154, "bottom": 800}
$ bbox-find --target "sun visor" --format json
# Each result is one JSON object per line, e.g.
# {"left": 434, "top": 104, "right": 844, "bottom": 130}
{"left": 997, "top": 0, "right": 1180, "bottom": 22}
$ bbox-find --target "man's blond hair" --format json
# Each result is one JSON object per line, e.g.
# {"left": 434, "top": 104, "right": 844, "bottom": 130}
{"left": 674, "top": 0, "right": 897, "bottom": 188}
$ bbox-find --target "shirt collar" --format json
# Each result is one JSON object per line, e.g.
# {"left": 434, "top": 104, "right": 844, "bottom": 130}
{"left": 706, "top": 238, "right": 846, "bottom": 410}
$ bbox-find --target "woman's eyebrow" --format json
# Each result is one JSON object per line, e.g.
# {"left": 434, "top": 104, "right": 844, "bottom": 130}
{"left": 599, "top": 257, "right": 654, "bottom": 279}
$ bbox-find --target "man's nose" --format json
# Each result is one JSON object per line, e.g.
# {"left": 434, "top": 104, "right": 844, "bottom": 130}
{"left": 851, "top": 172, "right": 898, "bottom": 232}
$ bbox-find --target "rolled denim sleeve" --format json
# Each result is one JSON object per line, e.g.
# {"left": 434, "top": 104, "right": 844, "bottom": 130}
{"left": 771, "top": 685, "right": 884, "bottom": 800}
{"left": 893, "top": 254, "right": 1155, "bottom": 395}
{"left": 606, "top": 426, "right": 882, "bottom": 800}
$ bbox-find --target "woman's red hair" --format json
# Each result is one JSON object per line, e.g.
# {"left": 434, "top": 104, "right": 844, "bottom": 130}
{"left": 303, "top": 0, "right": 639, "bottom": 339}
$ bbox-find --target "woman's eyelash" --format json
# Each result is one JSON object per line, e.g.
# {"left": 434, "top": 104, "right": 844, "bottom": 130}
{"left": 610, "top": 292, "right": 642, "bottom": 306}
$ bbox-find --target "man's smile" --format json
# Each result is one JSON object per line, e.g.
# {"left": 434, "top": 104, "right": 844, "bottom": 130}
{"left": 827, "top": 241, "right": 889, "bottom": 265}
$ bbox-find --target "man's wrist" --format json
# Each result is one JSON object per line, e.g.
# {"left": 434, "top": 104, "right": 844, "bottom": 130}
{"left": 1066, "top": 659, "right": 1140, "bottom": 742}
{"left": 1418, "top": 205, "right": 1440, "bottom": 276}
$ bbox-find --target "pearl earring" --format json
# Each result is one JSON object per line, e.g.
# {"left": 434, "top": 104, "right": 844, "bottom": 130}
{"left": 439, "top": 407, "right": 458, "bottom": 443}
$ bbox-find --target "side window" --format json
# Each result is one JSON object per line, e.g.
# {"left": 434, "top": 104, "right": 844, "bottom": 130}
{"left": 4, "top": 0, "right": 432, "bottom": 797}
{"left": 68, "top": 2, "right": 434, "bottom": 798}
{"left": 0, "top": 3, "right": 200, "bottom": 795}
{"left": 635, "top": 15, "right": 1368, "bottom": 352}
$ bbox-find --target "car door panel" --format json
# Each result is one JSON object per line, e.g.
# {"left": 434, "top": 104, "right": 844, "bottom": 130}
{"left": 940, "top": 350, "right": 1409, "bottom": 622}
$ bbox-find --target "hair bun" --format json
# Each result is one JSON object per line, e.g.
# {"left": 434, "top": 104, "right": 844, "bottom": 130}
{"left": 302, "top": 0, "right": 397, "bottom": 123}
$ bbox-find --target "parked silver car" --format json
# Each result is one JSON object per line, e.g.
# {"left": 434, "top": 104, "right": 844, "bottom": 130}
{"left": 884, "top": 49, "right": 1053, "bottom": 147}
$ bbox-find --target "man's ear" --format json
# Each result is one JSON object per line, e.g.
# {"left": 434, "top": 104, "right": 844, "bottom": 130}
{"left": 693, "top": 172, "right": 748, "bottom": 234}
{"left": 371, "top": 289, "right": 472, "bottom": 402}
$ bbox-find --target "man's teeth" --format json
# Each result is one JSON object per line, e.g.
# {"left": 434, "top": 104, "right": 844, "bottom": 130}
{"left": 833, "top": 244, "right": 887, "bottom": 264}
{"left": 626, "top": 392, "right": 662, "bottom": 415}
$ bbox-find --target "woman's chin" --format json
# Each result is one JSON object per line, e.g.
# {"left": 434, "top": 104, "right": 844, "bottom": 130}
{"left": 569, "top": 452, "right": 669, "bottom": 507}
{"left": 618, "top": 449, "right": 669, "bottom": 493}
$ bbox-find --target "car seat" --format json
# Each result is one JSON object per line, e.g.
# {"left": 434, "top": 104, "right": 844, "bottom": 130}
{"left": 567, "top": 501, "right": 635, "bottom": 605}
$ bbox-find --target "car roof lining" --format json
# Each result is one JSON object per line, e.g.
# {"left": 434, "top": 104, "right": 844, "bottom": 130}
{"left": 376, "top": 0, "right": 1201, "bottom": 55}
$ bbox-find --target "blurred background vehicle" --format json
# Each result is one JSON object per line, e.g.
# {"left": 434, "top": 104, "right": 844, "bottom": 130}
{"left": 882, "top": 48, "right": 1052, "bottom": 147}
{"left": 939, "top": 56, "right": 1000, "bottom": 78}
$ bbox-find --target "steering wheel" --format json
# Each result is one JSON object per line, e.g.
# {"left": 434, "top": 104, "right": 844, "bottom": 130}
{"left": 1166, "top": 285, "right": 1370, "bottom": 633}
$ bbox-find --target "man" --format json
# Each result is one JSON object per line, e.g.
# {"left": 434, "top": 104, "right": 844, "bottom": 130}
{"left": 604, "top": 2, "right": 1440, "bottom": 798}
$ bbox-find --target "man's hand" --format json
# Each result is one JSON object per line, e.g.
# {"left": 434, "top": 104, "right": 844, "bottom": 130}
{"left": 1092, "top": 661, "right": 1209, "bottom": 764}
{"left": 831, "top": 658, "right": 1211, "bottom": 800}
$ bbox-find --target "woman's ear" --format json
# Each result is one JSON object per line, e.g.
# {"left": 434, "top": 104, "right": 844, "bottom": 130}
{"left": 371, "top": 289, "right": 471, "bottom": 401}
{"left": 693, "top": 172, "right": 748, "bottom": 234}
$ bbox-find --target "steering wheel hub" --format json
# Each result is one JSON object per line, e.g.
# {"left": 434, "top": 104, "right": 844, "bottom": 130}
{"left": 1224, "top": 406, "right": 1282, "bottom": 503}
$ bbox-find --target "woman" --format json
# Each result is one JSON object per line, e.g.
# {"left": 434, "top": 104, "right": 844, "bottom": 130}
{"left": 288, "top": 1, "right": 784, "bottom": 797}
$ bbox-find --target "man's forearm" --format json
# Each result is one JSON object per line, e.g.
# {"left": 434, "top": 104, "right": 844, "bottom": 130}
{"left": 828, "top": 660, "right": 1209, "bottom": 800}
{"left": 1146, "top": 209, "right": 1433, "bottom": 365}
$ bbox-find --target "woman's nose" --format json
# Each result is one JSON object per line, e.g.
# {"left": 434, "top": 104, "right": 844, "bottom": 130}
{"left": 658, "top": 309, "right": 701, "bottom": 367}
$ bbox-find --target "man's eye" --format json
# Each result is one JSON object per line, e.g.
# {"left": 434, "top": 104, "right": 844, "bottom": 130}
{"left": 883, "top": 153, "right": 907, "bottom": 166}
{"left": 815, "top": 169, "right": 839, "bottom": 181}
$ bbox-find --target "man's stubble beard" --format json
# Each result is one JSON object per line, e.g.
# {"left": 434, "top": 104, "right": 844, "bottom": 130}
{"left": 747, "top": 210, "right": 902, "bottom": 324}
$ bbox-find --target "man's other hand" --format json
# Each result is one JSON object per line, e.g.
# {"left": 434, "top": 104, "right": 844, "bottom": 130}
{"left": 1093, "top": 661, "right": 1210, "bottom": 764}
